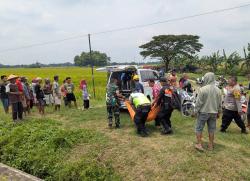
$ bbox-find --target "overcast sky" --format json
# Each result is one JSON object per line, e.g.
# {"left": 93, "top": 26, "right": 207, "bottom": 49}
{"left": 0, "top": 0, "right": 250, "bottom": 65}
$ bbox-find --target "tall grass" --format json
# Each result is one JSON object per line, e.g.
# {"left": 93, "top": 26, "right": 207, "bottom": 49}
{"left": 0, "top": 111, "right": 119, "bottom": 180}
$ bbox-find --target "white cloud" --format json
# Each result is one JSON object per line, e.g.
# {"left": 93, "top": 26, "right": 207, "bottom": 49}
{"left": 0, "top": 0, "right": 250, "bottom": 64}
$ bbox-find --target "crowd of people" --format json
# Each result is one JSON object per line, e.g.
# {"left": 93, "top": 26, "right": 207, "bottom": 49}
{"left": 106, "top": 69, "right": 192, "bottom": 135}
{"left": 0, "top": 75, "right": 90, "bottom": 121}
{"left": 106, "top": 69, "right": 250, "bottom": 151}
{"left": 1, "top": 70, "right": 250, "bottom": 151}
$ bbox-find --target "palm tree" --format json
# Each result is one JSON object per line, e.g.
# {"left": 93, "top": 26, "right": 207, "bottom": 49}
{"left": 225, "top": 52, "right": 241, "bottom": 74}
{"left": 208, "top": 51, "right": 224, "bottom": 73}
{"left": 241, "top": 43, "right": 250, "bottom": 73}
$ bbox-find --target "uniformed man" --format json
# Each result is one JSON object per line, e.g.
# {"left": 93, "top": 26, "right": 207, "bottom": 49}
{"left": 129, "top": 92, "right": 151, "bottom": 137}
{"left": 106, "top": 78, "right": 124, "bottom": 128}
{"left": 220, "top": 76, "right": 248, "bottom": 134}
{"left": 133, "top": 75, "right": 144, "bottom": 93}
{"left": 155, "top": 77, "right": 181, "bottom": 135}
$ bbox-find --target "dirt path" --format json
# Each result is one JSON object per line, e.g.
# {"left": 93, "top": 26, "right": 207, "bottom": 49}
{"left": 0, "top": 163, "right": 42, "bottom": 181}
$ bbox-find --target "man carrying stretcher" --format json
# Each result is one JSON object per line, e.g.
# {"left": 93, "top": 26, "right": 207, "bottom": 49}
{"left": 154, "top": 77, "right": 181, "bottom": 135}
{"left": 129, "top": 92, "right": 151, "bottom": 137}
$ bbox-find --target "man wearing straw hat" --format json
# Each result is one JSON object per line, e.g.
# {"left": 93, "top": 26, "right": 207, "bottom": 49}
{"left": 6, "top": 74, "right": 23, "bottom": 121}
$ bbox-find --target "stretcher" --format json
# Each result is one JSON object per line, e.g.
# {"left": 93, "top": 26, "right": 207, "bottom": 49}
{"left": 125, "top": 101, "right": 160, "bottom": 122}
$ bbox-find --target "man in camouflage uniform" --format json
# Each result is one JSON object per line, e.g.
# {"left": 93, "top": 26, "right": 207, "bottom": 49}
{"left": 106, "top": 78, "right": 123, "bottom": 128}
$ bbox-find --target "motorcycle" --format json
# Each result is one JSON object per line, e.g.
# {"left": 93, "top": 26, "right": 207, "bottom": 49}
{"left": 241, "top": 93, "right": 248, "bottom": 123}
{"left": 196, "top": 77, "right": 204, "bottom": 86}
{"left": 180, "top": 90, "right": 196, "bottom": 117}
{"left": 197, "top": 76, "right": 227, "bottom": 89}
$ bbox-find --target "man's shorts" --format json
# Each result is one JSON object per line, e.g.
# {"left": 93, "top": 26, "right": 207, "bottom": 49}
{"left": 66, "top": 93, "right": 76, "bottom": 102}
{"left": 44, "top": 94, "right": 54, "bottom": 105}
{"left": 37, "top": 98, "right": 46, "bottom": 107}
{"left": 196, "top": 113, "right": 217, "bottom": 134}
{"left": 54, "top": 96, "right": 61, "bottom": 105}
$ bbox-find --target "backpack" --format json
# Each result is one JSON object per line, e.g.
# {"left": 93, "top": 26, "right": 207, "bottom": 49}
{"left": 163, "top": 88, "right": 181, "bottom": 111}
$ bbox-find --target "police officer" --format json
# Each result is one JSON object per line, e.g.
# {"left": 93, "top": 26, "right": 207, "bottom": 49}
{"left": 220, "top": 76, "right": 248, "bottom": 134}
{"left": 156, "top": 77, "right": 181, "bottom": 135}
{"left": 129, "top": 92, "right": 151, "bottom": 137}
{"left": 106, "top": 78, "right": 124, "bottom": 128}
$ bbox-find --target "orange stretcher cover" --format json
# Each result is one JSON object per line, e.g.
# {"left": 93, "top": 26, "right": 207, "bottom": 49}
{"left": 125, "top": 101, "right": 160, "bottom": 122}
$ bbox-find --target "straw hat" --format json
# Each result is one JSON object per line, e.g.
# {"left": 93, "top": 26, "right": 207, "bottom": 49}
{"left": 7, "top": 74, "right": 18, "bottom": 81}
{"left": 36, "top": 77, "right": 42, "bottom": 81}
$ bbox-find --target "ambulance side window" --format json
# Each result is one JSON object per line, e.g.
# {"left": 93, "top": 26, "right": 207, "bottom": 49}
{"left": 140, "top": 70, "right": 159, "bottom": 82}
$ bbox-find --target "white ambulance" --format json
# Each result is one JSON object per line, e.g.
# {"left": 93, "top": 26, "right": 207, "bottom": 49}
{"left": 96, "top": 65, "right": 159, "bottom": 109}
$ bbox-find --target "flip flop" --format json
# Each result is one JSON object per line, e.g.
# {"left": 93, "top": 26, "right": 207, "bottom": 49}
{"left": 195, "top": 144, "right": 205, "bottom": 152}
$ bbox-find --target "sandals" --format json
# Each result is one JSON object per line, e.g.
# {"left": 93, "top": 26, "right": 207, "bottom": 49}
{"left": 195, "top": 144, "right": 205, "bottom": 152}
{"left": 207, "top": 144, "right": 214, "bottom": 151}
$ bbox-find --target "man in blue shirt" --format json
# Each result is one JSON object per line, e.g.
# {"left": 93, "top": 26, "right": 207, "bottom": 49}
{"left": 133, "top": 75, "right": 144, "bottom": 94}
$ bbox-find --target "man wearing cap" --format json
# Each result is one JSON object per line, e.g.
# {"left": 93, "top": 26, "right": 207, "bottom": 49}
{"left": 129, "top": 92, "right": 151, "bottom": 137}
{"left": 0, "top": 75, "right": 9, "bottom": 113}
{"left": 133, "top": 75, "right": 144, "bottom": 94}
{"left": 6, "top": 75, "right": 23, "bottom": 121}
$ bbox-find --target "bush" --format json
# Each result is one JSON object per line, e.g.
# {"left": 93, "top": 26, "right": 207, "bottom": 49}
{"left": 0, "top": 118, "right": 116, "bottom": 180}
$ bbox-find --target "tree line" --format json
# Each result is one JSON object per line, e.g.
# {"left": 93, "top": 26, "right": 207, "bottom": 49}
{"left": 139, "top": 35, "right": 250, "bottom": 75}
{"left": 73, "top": 34, "right": 249, "bottom": 75}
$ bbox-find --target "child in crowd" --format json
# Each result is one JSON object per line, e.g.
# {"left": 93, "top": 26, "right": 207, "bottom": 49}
{"left": 53, "top": 75, "right": 61, "bottom": 111}
{"left": 61, "top": 80, "right": 68, "bottom": 106}
{"left": 80, "top": 79, "right": 90, "bottom": 110}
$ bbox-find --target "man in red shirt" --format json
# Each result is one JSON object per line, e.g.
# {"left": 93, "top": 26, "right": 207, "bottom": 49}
{"left": 149, "top": 79, "right": 161, "bottom": 100}
{"left": 149, "top": 79, "right": 161, "bottom": 127}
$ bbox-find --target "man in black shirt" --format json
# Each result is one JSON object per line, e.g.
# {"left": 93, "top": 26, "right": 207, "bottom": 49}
{"left": 35, "top": 77, "right": 45, "bottom": 115}
{"left": 0, "top": 75, "right": 9, "bottom": 113}
{"left": 155, "top": 77, "right": 181, "bottom": 135}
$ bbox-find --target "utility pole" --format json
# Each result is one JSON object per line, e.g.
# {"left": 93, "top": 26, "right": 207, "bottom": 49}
{"left": 88, "top": 34, "right": 96, "bottom": 99}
